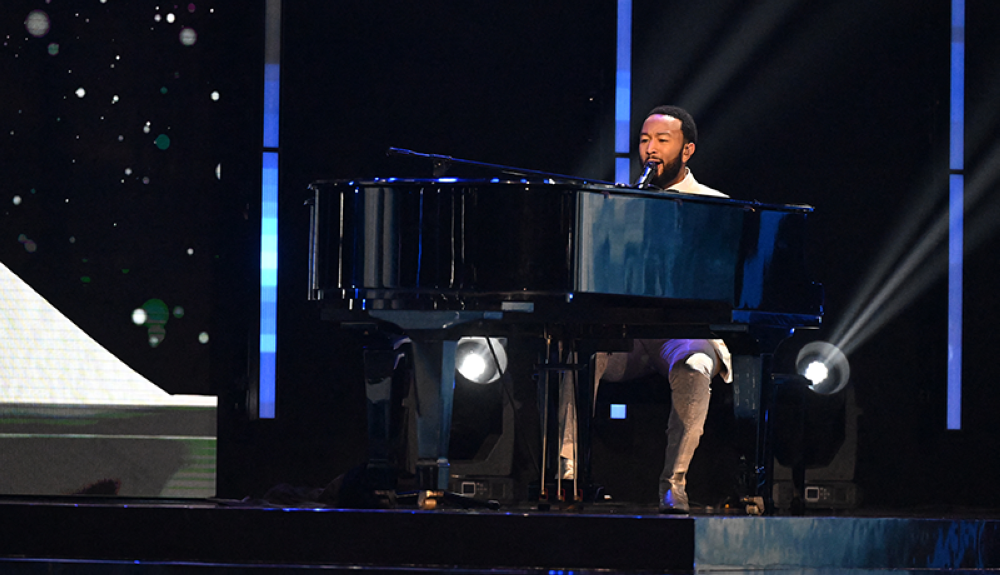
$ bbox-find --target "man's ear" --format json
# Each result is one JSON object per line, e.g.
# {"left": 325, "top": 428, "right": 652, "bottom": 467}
{"left": 682, "top": 142, "right": 696, "bottom": 163}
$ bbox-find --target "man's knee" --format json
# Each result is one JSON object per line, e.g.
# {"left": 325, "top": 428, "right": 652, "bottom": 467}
{"left": 683, "top": 352, "right": 715, "bottom": 379}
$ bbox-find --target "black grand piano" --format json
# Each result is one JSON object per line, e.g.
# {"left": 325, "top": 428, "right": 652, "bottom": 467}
{"left": 307, "top": 177, "right": 822, "bottom": 511}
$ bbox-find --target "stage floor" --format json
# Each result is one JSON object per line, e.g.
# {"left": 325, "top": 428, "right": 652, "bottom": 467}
{"left": 2, "top": 496, "right": 1000, "bottom": 574}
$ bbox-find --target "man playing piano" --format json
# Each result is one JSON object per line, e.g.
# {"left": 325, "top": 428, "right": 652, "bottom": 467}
{"left": 568, "top": 106, "right": 733, "bottom": 514}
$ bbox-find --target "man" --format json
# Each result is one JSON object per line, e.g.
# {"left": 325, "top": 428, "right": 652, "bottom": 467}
{"left": 561, "top": 105, "right": 732, "bottom": 513}
{"left": 625, "top": 105, "right": 732, "bottom": 513}
{"left": 636, "top": 105, "right": 725, "bottom": 196}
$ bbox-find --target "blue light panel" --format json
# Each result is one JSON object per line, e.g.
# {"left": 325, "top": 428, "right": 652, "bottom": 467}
{"left": 948, "top": 175, "right": 963, "bottom": 430}
{"left": 610, "top": 403, "right": 627, "bottom": 420}
{"left": 947, "top": 0, "right": 964, "bottom": 430}
{"left": 615, "top": 0, "right": 633, "bottom": 184}
{"left": 949, "top": 0, "right": 964, "bottom": 172}
{"left": 259, "top": 0, "right": 281, "bottom": 419}
{"left": 616, "top": 157, "right": 631, "bottom": 185}
{"left": 259, "top": 152, "right": 279, "bottom": 419}
{"left": 263, "top": 64, "right": 280, "bottom": 149}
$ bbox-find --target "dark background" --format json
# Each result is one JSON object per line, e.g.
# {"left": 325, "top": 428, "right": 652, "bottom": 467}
{"left": 4, "top": 0, "right": 999, "bottom": 509}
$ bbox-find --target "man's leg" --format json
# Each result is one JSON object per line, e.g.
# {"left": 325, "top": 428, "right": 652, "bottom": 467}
{"left": 647, "top": 340, "right": 718, "bottom": 513}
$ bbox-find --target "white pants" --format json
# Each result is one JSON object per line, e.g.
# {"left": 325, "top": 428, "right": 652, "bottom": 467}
{"left": 559, "top": 339, "right": 728, "bottom": 487}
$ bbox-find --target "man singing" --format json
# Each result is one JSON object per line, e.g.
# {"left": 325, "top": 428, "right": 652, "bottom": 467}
{"left": 562, "top": 105, "right": 733, "bottom": 513}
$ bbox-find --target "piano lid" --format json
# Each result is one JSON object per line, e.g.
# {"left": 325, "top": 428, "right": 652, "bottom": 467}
{"left": 308, "top": 177, "right": 814, "bottom": 214}
{"left": 307, "top": 178, "right": 822, "bottom": 327}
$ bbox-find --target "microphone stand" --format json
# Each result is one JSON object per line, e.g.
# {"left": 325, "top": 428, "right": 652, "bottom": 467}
{"left": 387, "top": 147, "right": 616, "bottom": 186}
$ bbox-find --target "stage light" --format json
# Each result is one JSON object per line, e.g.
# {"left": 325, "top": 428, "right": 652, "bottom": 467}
{"left": 455, "top": 337, "right": 507, "bottom": 384}
{"left": 795, "top": 341, "right": 850, "bottom": 395}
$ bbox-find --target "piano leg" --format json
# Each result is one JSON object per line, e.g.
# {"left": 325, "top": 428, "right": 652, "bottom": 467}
{"left": 363, "top": 348, "right": 399, "bottom": 490}
{"left": 409, "top": 339, "right": 458, "bottom": 491}
{"left": 732, "top": 352, "right": 778, "bottom": 515}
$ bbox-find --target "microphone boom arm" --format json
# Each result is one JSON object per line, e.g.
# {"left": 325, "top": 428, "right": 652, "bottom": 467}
{"left": 387, "top": 147, "right": 615, "bottom": 186}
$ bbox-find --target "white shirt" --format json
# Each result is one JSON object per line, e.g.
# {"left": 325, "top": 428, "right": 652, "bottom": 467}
{"left": 666, "top": 167, "right": 727, "bottom": 198}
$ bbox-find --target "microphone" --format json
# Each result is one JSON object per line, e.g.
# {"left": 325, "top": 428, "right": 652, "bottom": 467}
{"left": 386, "top": 147, "right": 417, "bottom": 157}
{"left": 634, "top": 160, "right": 659, "bottom": 189}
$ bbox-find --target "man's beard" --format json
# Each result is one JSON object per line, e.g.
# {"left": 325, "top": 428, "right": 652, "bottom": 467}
{"left": 649, "top": 147, "right": 685, "bottom": 190}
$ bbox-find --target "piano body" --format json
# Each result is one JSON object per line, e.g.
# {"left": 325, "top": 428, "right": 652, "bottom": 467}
{"left": 307, "top": 178, "right": 822, "bottom": 508}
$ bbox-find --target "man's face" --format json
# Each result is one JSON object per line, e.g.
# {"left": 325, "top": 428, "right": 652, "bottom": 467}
{"left": 639, "top": 114, "right": 695, "bottom": 189}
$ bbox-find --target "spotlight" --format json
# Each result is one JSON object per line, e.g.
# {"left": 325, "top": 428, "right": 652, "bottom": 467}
{"left": 455, "top": 337, "right": 508, "bottom": 384}
{"left": 795, "top": 341, "right": 850, "bottom": 395}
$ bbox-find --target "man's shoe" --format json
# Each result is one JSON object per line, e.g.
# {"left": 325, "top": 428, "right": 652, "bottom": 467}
{"left": 659, "top": 482, "right": 690, "bottom": 514}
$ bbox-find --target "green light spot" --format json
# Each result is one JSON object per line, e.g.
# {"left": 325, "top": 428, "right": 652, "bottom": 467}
{"left": 142, "top": 299, "right": 169, "bottom": 324}
{"left": 121, "top": 268, "right": 130, "bottom": 274}
{"left": 81, "top": 276, "right": 91, "bottom": 283}
{"left": 47, "top": 43, "right": 59, "bottom": 56}
{"left": 154, "top": 134, "right": 171, "bottom": 150}
{"left": 141, "top": 299, "right": 170, "bottom": 347}
{"left": 160, "top": 87, "right": 168, "bottom": 94}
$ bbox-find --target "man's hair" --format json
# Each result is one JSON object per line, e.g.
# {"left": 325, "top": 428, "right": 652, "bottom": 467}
{"left": 647, "top": 105, "right": 698, "bottom": 145}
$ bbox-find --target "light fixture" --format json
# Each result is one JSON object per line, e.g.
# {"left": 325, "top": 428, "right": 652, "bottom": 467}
{"left": 455, "top": 337, "right": 508, "bottom": 384}
{"left": 795, "top": 340, "right": 850, "bottom": 395}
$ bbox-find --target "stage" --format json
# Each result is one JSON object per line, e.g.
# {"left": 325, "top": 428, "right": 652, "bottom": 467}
{"left": 2, "top": 496, "right": 999, "bottom": 574}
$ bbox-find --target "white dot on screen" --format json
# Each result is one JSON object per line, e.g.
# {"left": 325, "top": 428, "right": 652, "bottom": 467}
{"left": 132, "top": 309, "right": 147, "bottom": 325}
{"left": 210, "top": 91, "right": 220, "bottom": 101}
{"left": 75, "top": 87, "right": 86, "bottom": 98}
{"left": 13, "top": 195, "right": 22, "bottom": 205}
{"left": 187, "top": 248, "right": 194, "bottom": 255}
{"left": 179, "top": 27, "right": 197, "bottom": 45}
{"left": 25, "top": 10, "right": 50, "bottom": 38}
{"left": 166, "top": 13, "right": 175, "bottom": 23}
{"left": 198, "top": 332, "right": 209, "bottom": 344}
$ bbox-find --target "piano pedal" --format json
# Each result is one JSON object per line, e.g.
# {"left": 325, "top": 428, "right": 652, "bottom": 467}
{"left": 741, "top": 496, "right": 765, "bottom": 516}
{"left": 556, "top": 481, "right": 583, "bottom": 504}
{"left": 417, "top": 490, "right": 445, "bottom": 510}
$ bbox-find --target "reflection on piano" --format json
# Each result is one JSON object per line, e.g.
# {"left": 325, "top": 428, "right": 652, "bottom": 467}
{"left": 307, "top": 178, "right": 822, "bottom": 511}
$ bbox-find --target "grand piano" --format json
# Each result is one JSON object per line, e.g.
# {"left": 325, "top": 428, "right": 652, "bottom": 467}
{"left": 307, "top": 177, "right": 823, "bottom": 511}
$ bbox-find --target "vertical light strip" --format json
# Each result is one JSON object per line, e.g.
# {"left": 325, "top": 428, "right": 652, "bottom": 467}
{"left": 263, "top": 0, "right": 281, "bottom": 149}
{"left": 947, "top": 0, "right": 964, "bottom": 430}
{"left": 949, "top": 0, "right": 964, "bottom": 173}
{"left": 615, "top": 0, "right": 633, "bottom": 184}
{"left": 258, "top": 0, "right": 281, "bottom": 419}
{"left": 260, "top": 153, "right": 278, "bottom": 419}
